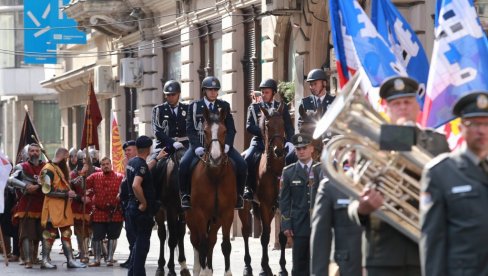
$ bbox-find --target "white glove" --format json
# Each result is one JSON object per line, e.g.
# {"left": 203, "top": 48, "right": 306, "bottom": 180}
{"left": 285, "top": 142, "right": 295, "bottom": 154}
{"left": 224, "top": 144, "right": 230, "bottom": 153}
{"left": 195, "top": 147, "right": 205, "bottom": 157}
{"left": 173, "top": 141, "right": 184, "bottom": 150}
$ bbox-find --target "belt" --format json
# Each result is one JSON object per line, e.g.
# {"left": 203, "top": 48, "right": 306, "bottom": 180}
{"left": 172, "top": 137, "right": 189, "bottom": 142}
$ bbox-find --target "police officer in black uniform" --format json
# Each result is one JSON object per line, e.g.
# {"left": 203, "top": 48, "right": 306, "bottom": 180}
{"left": 178, "top": 76, "right": 246, "bottom": 209}
{"left": 279, "top": 133, "right": 318, "bottom": 276}
{"left": 420, "top": 91, "right": 488, "bottom": 276}
{"left": 119, "top": 140, "right": 136, "bottom": 268}
{"left": 243, "top": 78, "right": 295, "bottom": 200}
{"left": 126, "top": 136, "right": 165, "bottom": 276}
{"left": 152, "top": 80, "right": 189, "bottom": 153}
{"left": 347, "top": 76, "right": 450, "bottom": 276}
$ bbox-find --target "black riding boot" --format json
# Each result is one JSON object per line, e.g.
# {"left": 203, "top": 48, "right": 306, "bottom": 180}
{"left": 244, "top": 170, "right": 256, "bottom": 201}
{"left": 235, "top": 173, "right": 246, "bottom": 209}
{"left": 179, "top": 172, "right": 191, "bottom": 209}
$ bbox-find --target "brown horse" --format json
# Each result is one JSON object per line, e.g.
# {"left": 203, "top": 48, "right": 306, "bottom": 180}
{"left": 186, "top": 107, "right": 236, "bottom": 276}
{"left": 239, "top": 103, "right": 286, "bottom": 276}
{"left": 153, "top": 147, "right": 190, "bottom": 276}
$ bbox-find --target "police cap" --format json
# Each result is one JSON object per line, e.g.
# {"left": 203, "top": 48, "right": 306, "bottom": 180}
{"left": 379, "top": 76, "right": 419, "bottom": 102}
{"left": 163, "top": 80, "right": 181, "bottom": 94}
{"left": 136, "top": 135, "right": 153, "bottom": 149}
{"left": 201, "top": 76, "right": 221, "bottom": 90}
{"left": 291, "top": 133, "right": 313, "bottom": 148}
{"left": 306, "top": 69, "right": 328, "bottom": 82}
{"left": 123, "top": 140, "right": 136, "bottom": 150}
{"left": 452, "top": 91, "right": 488, "bottom": 118}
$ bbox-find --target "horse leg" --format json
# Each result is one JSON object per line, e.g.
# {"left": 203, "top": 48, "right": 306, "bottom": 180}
{"left": 221, "top": 217, "right": 233, "bottom": 276}
{"left": 204, "top": 223, "right": 219, "bottom": 276}
{"left": 166, "top": 210, "right": 178, "bottom": 276}
{"left": 193, "top": 247, "right": 201, "bottom": 276}
{"left": 238, "top": 203, "right": 253, "bottom": 276}
{"left": 259, "top": 207, "right": 274, "bottom": 276}
{"left": 155, "top": 210, "right": 166, "bottom": 276}
{"left": 278, "top": 230, "right": 289, "bottom": 276}
{"left": 176, "top": 213, "right": 190, "bottom": 276}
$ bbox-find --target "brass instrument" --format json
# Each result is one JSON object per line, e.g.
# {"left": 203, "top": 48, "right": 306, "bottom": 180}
{"left": 40, "top": 170, "right": 52, "bottom": 194}
{"left": 314, "top": 73, "right": 431, "bottom": 243}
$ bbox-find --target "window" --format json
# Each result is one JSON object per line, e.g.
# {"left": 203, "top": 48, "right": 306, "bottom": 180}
{"left": 0, "top": 13, "right": 14, "bottom": 68}
{"left": 162, "top": 35, "right": 181, "bottom": 82}
{"left": 198, "top": 20, "right": 222, "bottom": 95}
{"left": 34, "top": 101, "right": 61, "bottom": 157}
{"left": 213, "top": 37, "right": 222, "bottom": 83}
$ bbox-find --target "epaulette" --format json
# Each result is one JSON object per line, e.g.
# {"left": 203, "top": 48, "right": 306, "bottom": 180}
{"left": 283, "top": 163, "right": 295, "bottom": 171}
{"left": 312, "top": 162, "right": 322, "bottom": 168}
{"left": 424, "top": 152, "right": 450, "bottom": 170}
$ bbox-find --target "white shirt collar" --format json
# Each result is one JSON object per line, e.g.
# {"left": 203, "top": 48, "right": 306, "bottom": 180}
{"left": 204, "top": 98, "right": 215, "bottom": 108}
{"left": 298, "top": 160, "right": 313, "bottom": 170}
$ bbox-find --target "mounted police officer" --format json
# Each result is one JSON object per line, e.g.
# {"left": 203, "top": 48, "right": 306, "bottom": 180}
{"left": 152, "top": 80, "right": 189, "bottom": 154}
{"left": 298, "top": 69, "right": 335, "bottom": 128}
{"left": 243, "top": 78, "right": 295, "bottom": 200}
{"left": 178, "top": 76, "right": 246, "bottom": 210}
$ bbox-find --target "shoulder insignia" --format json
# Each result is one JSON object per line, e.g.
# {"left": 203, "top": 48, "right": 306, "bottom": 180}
{"left": 283, "top": 163, "right": 295, "bottom": 171}
{"left": 312, "top": 162, "right": 322, "bottom": 168}
{"left": 424, "top": 152, "right": 450, "bottom": 170}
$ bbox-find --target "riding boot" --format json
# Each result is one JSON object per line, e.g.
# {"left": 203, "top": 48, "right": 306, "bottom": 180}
{"left": 22, "top": 239, "right": 32, "bottom": 268}
{"left": 62, "top": 239, "right": 87, "bottom": 268}
{"left": 106, "top": 239, "right": 117, "bottom": 266}
{"left": 235, "top": 174, "right": 246, "bottom": 209}
{"left": 88, "top": 241, "right": 101, "bottom": 267}
{"left": 179, "top": 172, "right": 191, "bottom": 209}
{"left": 40, "top": 239, "right": 56, "bottom": 269}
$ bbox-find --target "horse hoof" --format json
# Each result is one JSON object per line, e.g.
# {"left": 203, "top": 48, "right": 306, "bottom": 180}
{"left": 167, "top": 270, "right": 177, "bottom": 276}
{"left": 243, "top": 266, "right": 253, "bottom": 276}
{"left": 278, "top": 270, "right": 288, "bottom": 276}
{"left": 258, "top": 270, "right": 272, "bottom": 276}
{"left": 155, "top": 268, "right": 165, "bottom": 276}
{"left": 180, "top": 268, "right": 191, "bottom": 276}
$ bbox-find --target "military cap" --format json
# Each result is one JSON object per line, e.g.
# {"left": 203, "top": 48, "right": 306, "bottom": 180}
{"left": 122, "top": 140, "right": 136, "bottom": 150}
{"left": 136, "top": 135, "right": 153, "bottom": 149}
{"left": 452, "top": 91, "right": 488, "bottom": 118}
{"left": 379, "top": 76, "right": 419, "bottom": 102}
{"left": 291, "top": 133, "right": 313, "bottom": 148}
{"left": 163, "top": 80, "right": 181, "bottom": 94}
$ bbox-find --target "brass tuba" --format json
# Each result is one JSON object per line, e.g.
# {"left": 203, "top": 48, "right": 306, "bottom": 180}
{"left": 314, "top": 73, "right": 431, "bottom": 243}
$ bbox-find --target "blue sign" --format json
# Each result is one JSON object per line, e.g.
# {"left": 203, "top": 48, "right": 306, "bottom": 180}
{"left": 24, "top": 0, "right": 86, "bottom": 64}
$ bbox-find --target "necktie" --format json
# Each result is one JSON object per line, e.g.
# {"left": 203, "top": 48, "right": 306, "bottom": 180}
{"left": 480, "top": 159, "right": 488, "bottom": 175}
{"left": 303, "top": 165, "right": 308, "bottom": 172}
{"left": 317, "top": 98, "right": 322, "bottom": 109}
{"left": 172, "top": 107, "right": 177, "bottom": 117}
{"left": 209, "top": 103, "right": 214, "bottom": 112}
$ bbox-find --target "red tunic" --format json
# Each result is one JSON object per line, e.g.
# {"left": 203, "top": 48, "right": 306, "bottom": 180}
{"left": 70, "top": 167, "right": 101, "bottom": 220}
{"left": 13, "top": 161, "right": 46, "bottom": 219}
{"left": 86, "top": 171, "right": 124, "bottom": 223}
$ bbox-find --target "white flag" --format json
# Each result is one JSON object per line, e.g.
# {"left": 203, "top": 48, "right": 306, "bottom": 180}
{"left": 0, "top": 151, "right": 12, "bottom": 214}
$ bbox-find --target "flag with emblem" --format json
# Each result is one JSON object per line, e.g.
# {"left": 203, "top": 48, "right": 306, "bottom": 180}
{"left": 81, "top": 80, "right": 102, "bottom": 150}
{"left": 372, "top": 0, "right": 429, "bottom": 110}
{"left": 421, "top": 0, "right": 488, "bottom": 128}
{"left": 329, "top": 0, "right": 407, "bottom": 110}
{"left": 0, "top": 151, "right": 12, "bottom": 213}
{"left": 111, "top": 112, "right": 125, "bottom": 174}
{"left": 16, "top": 106, "right": 41, "bottom": 164}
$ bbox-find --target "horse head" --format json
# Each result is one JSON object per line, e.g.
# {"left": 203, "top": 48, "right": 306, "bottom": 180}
{"left": 203, "top": 105, "right": 227, "bottom": 168}
{"left": 260, "top": 102, "right": 286, "bottom": 159}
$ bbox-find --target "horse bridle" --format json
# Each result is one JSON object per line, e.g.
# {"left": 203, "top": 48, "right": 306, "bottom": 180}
{"left": 199, "top": 138, "right": 229, "bottom": 167}
{"left": 266, "top": 133, "right": 286, "bottom": 159}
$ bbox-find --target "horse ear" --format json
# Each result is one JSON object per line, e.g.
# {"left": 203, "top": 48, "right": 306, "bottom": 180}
{"left": 219, "top": 106, "right": 228, "bottom": 122}
{"left": 203, "top": 105, "right": 210, "bottom": 122}
{"left": 298, "top": 104, "right": 306, "bottom": 118}
{"left": 259, "top": 105, "right": 270, "bottom": 118}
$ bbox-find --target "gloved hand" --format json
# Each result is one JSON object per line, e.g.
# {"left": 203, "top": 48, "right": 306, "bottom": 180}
{"left": 173, "top": 141, "right": 184, "bottom": 150}
{"left": 285, "top": 142, "right": 295, "bottom": 154}
{"left": 195, "top": 147, "right": 205, "bottom": 157}
{"left": 224, "top": 144, "right": 230, "bottom": 153}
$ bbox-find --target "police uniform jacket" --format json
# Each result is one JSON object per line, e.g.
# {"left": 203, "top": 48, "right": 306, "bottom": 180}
{"left": 186, "top": 99, "right": 236, "bottom": 149}
{"left": 311, "top": 166, "right": 363, "bottom": 276}
{"left": 420, "top": 147, "right": 488, "bottom": 276}
{"left": 246, "top": 100, "right": 295, "bottom": 148}
{"left": 298, "top": 94, "right": 335, "bottom": 125}
{"left": 348, "top": 128, "right": 450, "bottom": 268}
{"left": 280, "top": 161, "right": 318, "bottom": 237}
{"left": 152, "top": 102, "right": 189, "bottom": 149}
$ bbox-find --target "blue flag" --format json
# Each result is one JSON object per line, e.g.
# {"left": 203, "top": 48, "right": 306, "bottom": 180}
{"left": 421, "top": 0, "right": 488, "bottom": 127}
{"left": 372, "top": 0, "right": 430, "bottom": 109}
{"left": 329, "top": 0, "right": 406, "bottom": 88}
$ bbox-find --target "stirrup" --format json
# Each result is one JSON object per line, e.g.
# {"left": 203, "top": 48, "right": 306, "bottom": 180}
{"left": 181, "top": 195, "right": 191, "bottom": 209}
{"left": 235, "top": 196, "right": 244, "bottom": 210}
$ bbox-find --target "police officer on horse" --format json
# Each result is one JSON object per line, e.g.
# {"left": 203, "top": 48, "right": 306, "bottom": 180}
{"left": 243, "top": 78, "right": 295, "bottom": 200}
{"left": 179, "top": 76, "right": 246, "bottom": 209}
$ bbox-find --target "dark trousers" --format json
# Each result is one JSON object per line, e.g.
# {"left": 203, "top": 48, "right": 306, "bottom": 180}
{"left": 292, "top": 236, "right": 310, "bottom": 276}
{"left": 179, "top": 146, "right": 247, "bottom": 196}
{"left": 366, "top": 266, "right": 421, "bottom": 276}
{"left": 128, "top": 202, "right": 154, "bottom": 276}
{"left": 243, "top": 144, "right": 263, "bottom": 192}
{"left": 124, "top": 206, "right": 136, "bottom": 262}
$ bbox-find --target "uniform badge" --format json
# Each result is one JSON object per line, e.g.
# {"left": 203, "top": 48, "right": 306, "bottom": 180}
{"left": 394, "top": 78, "right": 405, "bottom": 91}
{"left": 477, "top": 94, "right": 488, "bottom": 109}
{"left": 139, "top": 166, "right": 146, "bottom": 175}
{"left": 168, "top": 86, "right": 173, "bottom": 92}
{"left": 182, "top": 110, "right": 186, "bottom": 116}
{"left": 298, "top": 136, "right": 303, "bottom": 143}
{"left": 212, "top": 81, "right": 217, "bottom": 86}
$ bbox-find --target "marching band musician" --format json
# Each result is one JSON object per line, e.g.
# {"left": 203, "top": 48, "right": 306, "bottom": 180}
{"left": 347, "top": 76, "right": 450, "bottom": 276}
{"left": 86, "top": 157, "right": 124, "bottom": 267}
{"left": 8, "top": 143, "right": 45, "bottom": 269}
{"left": 279, "top": 133, "right": 318, "bottom": 276}
{"left": 39, "top": 147, "right": 86, "bottom": 269}
{"left": 178, "top": 76, "right": 246, "bottom": 210}
{"left": 420, "top": 92, "right": 488, "bottom": 276}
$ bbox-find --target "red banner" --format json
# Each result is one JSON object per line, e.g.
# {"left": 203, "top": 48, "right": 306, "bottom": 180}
{"left": 81, "top": 81, "right": 102, "bottom": 150}
{"left": 111, "top": 113, "right": 125, "bottom": 174}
